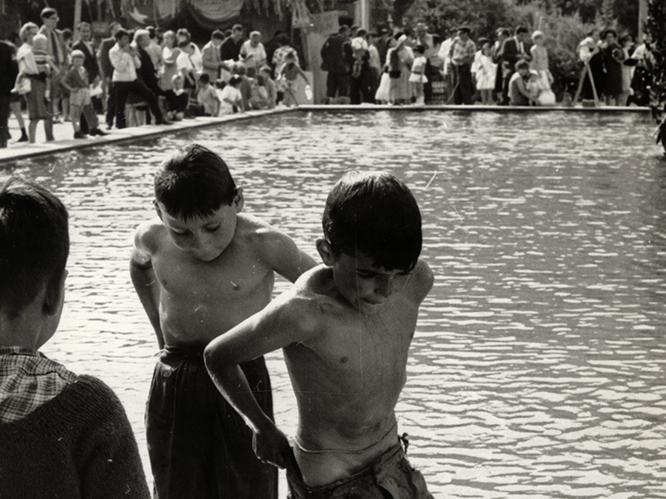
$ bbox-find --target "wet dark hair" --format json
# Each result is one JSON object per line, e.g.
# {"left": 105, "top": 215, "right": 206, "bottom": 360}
{"left": 0, "top": 176, "right": 69, "bottom": 318}
{"left": 322, "top": 172, "right": 422, "bottom": 271}
{"left": 155, "top": 144, "right": 237, "bottom": 220}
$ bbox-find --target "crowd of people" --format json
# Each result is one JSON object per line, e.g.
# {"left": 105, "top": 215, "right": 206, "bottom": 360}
{"left": 320, "top": 22, "right": 658, "bottom": 107}
{"left": 1, "top": 10, "right": 661, "bottom": 148}
{"left": 0, "top": 7, "right": 308, "bottom": 146}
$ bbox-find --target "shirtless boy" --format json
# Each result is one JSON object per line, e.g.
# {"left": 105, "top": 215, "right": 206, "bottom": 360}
{"left": 205, "top": 171, "right": 434, "bottom": 497}
{"left": 130, "top": 144, "right": 315, "bottom": 498}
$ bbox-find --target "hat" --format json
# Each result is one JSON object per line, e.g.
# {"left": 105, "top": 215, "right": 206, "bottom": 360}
{"left": 457, "top": 26, "right": 470, "bottom": 34}
{"left": 601, "top": 28, "right": 617, "bottom": 38}
{"left": 70, "top": 49, "right": 85, "bottom": 59}
{"left": 531, "top": 30, "right": 544, "bottom": 40}
{"left": 397, "top": 34, "right": 408, "bottom": 44}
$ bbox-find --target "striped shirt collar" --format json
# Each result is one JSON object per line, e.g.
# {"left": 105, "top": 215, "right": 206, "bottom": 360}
{"left": 0, "top": 346, "right": 76, "bottom": 424}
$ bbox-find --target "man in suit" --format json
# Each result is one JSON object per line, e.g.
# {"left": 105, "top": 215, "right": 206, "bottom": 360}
{"left": 98, "top": 21, "right": 122, "bottom": 129}
{"left": 499, "top": 26, "right": 531, "bottom": 105}
{"left": 0, "top": 37, "right": 19, "bottom": 148}
{"left": 134, "top": 29, "right": 164, "bottom": 125}
{"left": 320, "top": 25, "right": 353, "bottom": 101}
{"left": 220, "top": 24, "right": 244, "bottom": 62}
{"left": 72, "top": 22, "right": 101, "bottom": 133}
{"left": 39, "top": 7, "right": 68, "bottom": 120}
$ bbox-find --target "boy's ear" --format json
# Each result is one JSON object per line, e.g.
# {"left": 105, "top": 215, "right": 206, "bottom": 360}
{"left": 316, "top": 238, "right": 336, "bottom": 266}
{"left": 43, "top": 269, "right": 66, "bottom": 316}
{"left": 233, "top": 188, "right": 245, "bottom": 213}
{"left": 153, "top": 200, "right": 164, "bottom": 221}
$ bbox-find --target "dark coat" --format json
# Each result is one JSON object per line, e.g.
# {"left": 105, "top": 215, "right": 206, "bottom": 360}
{"left": 501, "top": 37, "right": 531, "bottom": 68}
{"left": 0, "top": 41, "right": 19, "bottom": 96}
{"left": 72, "top": 40, "right": 100, "bottom": 82}
{"left": 320, "top": 34, "right": 353, "bottom": 75}
{"left": 137, "top": 46, "right": 161, "bottom": 94}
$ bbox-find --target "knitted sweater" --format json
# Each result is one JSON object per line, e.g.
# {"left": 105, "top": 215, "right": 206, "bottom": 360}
{"left": 0, "top": 375, "right": 150, "bottom": 499}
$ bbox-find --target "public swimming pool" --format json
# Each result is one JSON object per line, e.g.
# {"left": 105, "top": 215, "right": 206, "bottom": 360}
{"left": 4, "top": 111, "right": 666, "bottom": 497}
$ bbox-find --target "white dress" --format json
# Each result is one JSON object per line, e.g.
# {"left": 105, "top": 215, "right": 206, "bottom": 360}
{"left": 408, "top": 55, "right": 428, "bottom": 83}
{"left": 474, "top": 54, "right": 497, "bottom": 90}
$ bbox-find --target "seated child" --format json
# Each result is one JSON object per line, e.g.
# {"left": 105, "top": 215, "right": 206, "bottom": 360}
{"left": 130, "top": 144, "right": 316, "bottom": 499}
{"left": 196, "top": 73, "right": 220, "bottom": 116}
{"left": 217, "top": 74, "right": 243, "bottom": 114}
{"left": 525, "top": 70, "right": 541, "bottom": 105}
{"left": 60, "top": 50, "right": 107, "bottom": 138}
{"left": 0, "top": 176, "right": 150, "bottom": 498}
{"left": 205, "top": 171, "right": 435, "bottom": 498}
{"left": 249, "top": 73, "right": 270, "bottom": 110}
{"left": 509, "top": 59, "right": 535, "bottom": 106}
{"left": 164, "top": 74, "right": 188, "bottom": 120}
{"left": 278, "top": 52, "right": 310, "bottom": 107}
{"left": 259, "top": 65, "right": 277, "bottom": 108}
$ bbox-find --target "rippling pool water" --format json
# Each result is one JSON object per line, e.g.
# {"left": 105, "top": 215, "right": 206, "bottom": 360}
{"left": 3, "top": 111, "right": 666, "bottom": 497}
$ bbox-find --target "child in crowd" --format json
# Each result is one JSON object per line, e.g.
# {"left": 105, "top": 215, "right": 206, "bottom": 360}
{"left": 474, "top": 41, "right": 497, "bottom": 104}
{"left": 196, "top": 73, "right": 220, "bottom": 116}
{"left": 350, "top": 29, "right": 369, "bottom": 80}
{"left": 525, "top": 71, "right": 541, "bottom": 104}
{"left": 31, "top": 34, "right": 54, "bottom": 102}
{"left": 165, "top": 74, "right": 188, "bottom": 121}
{"left": 218, "top": 74, "right": 244, "bottom": 114}
{"left": 249, "top": 73, "right": 270, "bottom": 110}
{"left": 260, "top": 65, "right": 277, "bottom": 108}
{"left": 233, "top": 63, "right": 252, "bottom": 111}
{"left": 409, "top": 44, "right": 428, "bottom": 105}
{"left": 205, "top": 171, "right": 434, "bottom": 498}
{"left": 0, "top": 176, "right": 150, "bottom": 498}
{"left": 509, "top": 60, "right": 535, "bottom": 106}
{"left": 278, "top": 51, "right": 309, "bottom": 107}
{"left": 130, "top": 144, "right": 315, "bottom": 499}
{"left": 60, "top": 50, "right": 108, "bottom": 139}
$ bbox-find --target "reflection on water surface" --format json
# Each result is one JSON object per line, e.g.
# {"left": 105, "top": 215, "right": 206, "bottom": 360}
{"left": 4, "top": 111, "right": 666, "bottom": 497}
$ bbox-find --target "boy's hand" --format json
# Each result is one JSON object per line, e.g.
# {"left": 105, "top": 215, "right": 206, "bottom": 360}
{"left": 252, "top": 425, "right": 292, "bottom": 469}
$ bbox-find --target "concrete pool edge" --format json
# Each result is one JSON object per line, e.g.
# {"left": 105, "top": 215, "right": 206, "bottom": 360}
{"left": 0, "top": 103, "right": 653, "bottom": 165}
{"left": 0, "top": 107, "right": 298, "bottom": 165}
{"left": 298, "top": 104, "right": 652, "bottom": 113}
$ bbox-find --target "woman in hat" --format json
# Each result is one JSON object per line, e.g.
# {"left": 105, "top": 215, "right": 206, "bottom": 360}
{"left": 384, "top": 33, "right": 413, "bottom": 104}
{"left": 601, "top": 28, "right": 624, "bottom": 105}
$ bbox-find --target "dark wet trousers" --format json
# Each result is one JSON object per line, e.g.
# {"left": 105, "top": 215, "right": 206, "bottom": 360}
{"left": 287, "top": 439, "right": 433, "bottom": 499}
{"left": 113, "top": 79, "right": 164, "bottom": 129}
{"left": 146, "top": 345, "right": 278, "bottom": 499}
{"left": 453, "top": 63, "right": 474, "bottom": 105}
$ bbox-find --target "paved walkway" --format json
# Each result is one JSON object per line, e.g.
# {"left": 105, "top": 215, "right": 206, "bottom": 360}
{"left": 0, "top": 107, "right": 295, "bottom": 164}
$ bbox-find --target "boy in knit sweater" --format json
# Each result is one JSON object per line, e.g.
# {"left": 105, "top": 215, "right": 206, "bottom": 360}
{"left": 0, "top": 176, "right": 150, "bottom": 499}
{"left": 130, "top": 144, "right": 315, "bottom": 498}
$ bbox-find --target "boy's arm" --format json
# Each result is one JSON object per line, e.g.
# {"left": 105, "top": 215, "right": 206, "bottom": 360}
{"left": 257, "top": 228, "right": 317, "bottom": 283}
{"left": 204, "top": 294, "right": 316, "bottom": 468}
{"left": 129, "top": 227, "right": 164, "bottom": 349}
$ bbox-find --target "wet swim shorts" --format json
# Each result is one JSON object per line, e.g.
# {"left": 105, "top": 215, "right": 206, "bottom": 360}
{"left": 146, "top": 345, "right": 277, "bottom": 499}
{"left": 287, "top": 441, "right": 433, "bottom": 499}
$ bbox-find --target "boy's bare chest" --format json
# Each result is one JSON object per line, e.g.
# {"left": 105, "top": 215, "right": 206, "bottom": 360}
{"left": 151, "top": 245, "right": 270, "bottom": 300}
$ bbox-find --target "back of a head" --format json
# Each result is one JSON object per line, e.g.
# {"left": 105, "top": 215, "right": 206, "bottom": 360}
{"left": 154, "top": 144, "right": 237, "bottom": 221}
{"left": 0, "top": 177, "right": 69, "bottom": 318}
{"left": 322, "top": 172, "right": 422, "bottom": 271}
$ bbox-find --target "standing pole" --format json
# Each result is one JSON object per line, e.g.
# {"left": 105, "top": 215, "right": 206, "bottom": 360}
{"left": 639, "top": 0, "right": 648, "bottom": 36}
{"left": 74, "top": 0, "right": 82, "bottom": 38}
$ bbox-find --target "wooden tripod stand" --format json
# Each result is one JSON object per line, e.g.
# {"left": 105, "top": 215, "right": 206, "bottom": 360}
{"left": 572, "top": 62, "right": 599, "bottom": 106}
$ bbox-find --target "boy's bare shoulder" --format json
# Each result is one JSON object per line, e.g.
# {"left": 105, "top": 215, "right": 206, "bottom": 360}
{"left": 133, "top": 220, "right": 167, "bottom": 255}
{"left": 235, "top": 213, "right": 302, "bottom": 257}
{"left": 408, "top": 259, "right": 434, "bottom": 303}
{"left": 278, "top": 266, "right": 345, "bottom": 334}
